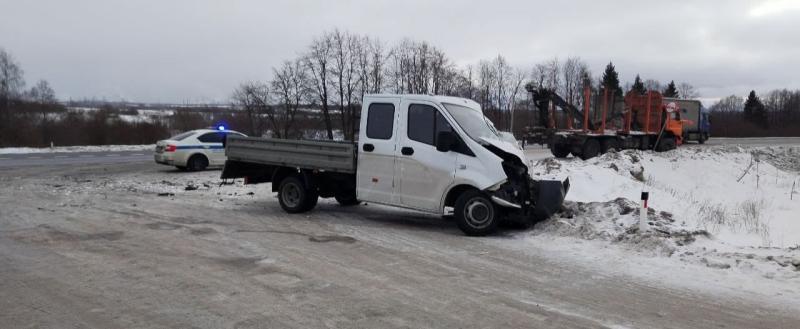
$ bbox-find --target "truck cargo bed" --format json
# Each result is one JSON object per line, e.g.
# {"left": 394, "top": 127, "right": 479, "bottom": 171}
{"left": 224, "top": 136, "right": 356, "bottom": 173}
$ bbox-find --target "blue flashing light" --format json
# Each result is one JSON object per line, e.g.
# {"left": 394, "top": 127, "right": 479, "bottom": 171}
{"left": 217, "top": 125, "right": 226, "bottom": 131}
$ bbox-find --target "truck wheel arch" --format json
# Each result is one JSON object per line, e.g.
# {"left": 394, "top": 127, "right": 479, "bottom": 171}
{"left": 442, "top": 184, "right": 480, "bottom": 210}
{"left": 271, "top": 167, "right": 312, "bottom": 192}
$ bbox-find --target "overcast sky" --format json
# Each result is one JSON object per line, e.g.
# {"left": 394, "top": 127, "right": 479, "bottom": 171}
{"left": 1, "top": 0, "right": 798, "bottom": 103}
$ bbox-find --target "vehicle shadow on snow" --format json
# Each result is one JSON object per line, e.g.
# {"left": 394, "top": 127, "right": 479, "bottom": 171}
{"left": 237, "top": 199, "right": 531, "bottom": 237}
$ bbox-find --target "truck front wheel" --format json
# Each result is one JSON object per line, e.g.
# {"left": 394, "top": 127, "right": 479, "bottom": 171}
{"left": 454, "top": 190, "right": 499, "bottom": 236}
{"left": 278, "top": 176, "right": 318, "bottom": 213}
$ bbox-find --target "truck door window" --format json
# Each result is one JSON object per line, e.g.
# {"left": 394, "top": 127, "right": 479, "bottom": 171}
{"left": 366, "top": 103, "right": 395, "bottom": 140}
{"left": 408, "top": 104, "right": 453, "bottom": 146}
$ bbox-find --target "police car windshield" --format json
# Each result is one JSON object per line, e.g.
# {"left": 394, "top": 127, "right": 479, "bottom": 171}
{"left": 170, "top": 131, "right": 194, "bottom": 141}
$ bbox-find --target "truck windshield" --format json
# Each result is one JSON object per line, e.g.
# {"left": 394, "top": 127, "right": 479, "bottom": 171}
{"left": 442, "top": 103, "right": 500, "bottom": 143}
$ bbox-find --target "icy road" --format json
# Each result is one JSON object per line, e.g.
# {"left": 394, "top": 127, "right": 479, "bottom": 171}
{"left": 0, "top": 142, "right": 799, "bottom": 328}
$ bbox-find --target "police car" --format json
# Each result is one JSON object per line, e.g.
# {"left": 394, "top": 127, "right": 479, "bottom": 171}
{"left": 154, "top": 127, "right": 246, "bottom": 171}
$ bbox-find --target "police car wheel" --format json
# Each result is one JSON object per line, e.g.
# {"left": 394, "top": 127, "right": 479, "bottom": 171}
{"left": 187, "top": 154, "right": 208, "bottom": 171}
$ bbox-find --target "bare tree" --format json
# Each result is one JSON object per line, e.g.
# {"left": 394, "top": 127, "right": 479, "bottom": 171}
{"left": 26, "top": 79, "right": 56, "bottom": 104}
{"left": 477, "top": 59, "right": 496, "bottom": 110}
{"left": 494, "top": 55, "right": 512, "bottom": 112}
{"left": 677, "top": 82, "right": 699, "bottom": 99}
{"left": 0, "top": 48, "right": 24, "bottom": 100}
{"left": 355, "top": 35, "right": 386, "bottom": 101}
{"left": 271, "top": 59, "right": 309, "bottom": 139}
{"left": 709, "top": 95, "right": 744, "bottom": 112}
{"left": 643, "top": 79, "right": 662, "bottom": 93}
{"left": 384, "top": 39, "right": 462, "bottom": 97}
{"left": 532, "top": 63, "right": 548, "bottom": 89}
{"left": 506, "top": 68, "right": 527, "bottom": 133}
{"left": 304, "top": 33, "right": 335, "bottom": 139}
{"left": 561, "top": 57, "right": 589, "bottom": 106}
{"left": 231, "top": 81, "right": 269, "bottom": 137}
{"left": 330, "top": 30, "right": 360, "bottom": 141}
{"left": 544, "top": 57, "right": 560, "bottom": 91}
{"left": 0, "top": 48, "right": 26, "bottom": 142}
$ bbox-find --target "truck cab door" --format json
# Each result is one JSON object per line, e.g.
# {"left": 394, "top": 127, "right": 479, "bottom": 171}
{"left": 395, "top": 101, "right": 458, "bottom": 212}
{"left": 356, "top": 98, "right": 400, "bottom": 205}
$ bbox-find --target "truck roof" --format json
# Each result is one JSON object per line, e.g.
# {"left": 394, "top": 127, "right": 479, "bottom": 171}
{"left": 364, "top": 94, "right": 481, "bottom": 111}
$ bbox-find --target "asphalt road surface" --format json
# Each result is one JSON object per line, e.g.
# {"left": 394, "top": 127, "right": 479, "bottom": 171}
{"left": 1, "top": 138, "right": 799, "bottom": 328}
{"left": 0, "top": 151, "right": 151, "bottom": 168}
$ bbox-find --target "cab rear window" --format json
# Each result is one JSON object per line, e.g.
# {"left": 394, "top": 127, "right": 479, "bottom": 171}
{"left": 366, "top": 103, "right": 395, "bottom": 140}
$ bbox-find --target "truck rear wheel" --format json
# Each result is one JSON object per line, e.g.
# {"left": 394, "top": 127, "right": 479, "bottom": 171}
{"left": 601, "top": 139, "right": 619, "bottom": 153}
{"left": 551, "top": 144, "right": 570, "bottom": 158}
{"left": 278, "top": 176, "right": 317, "bottom": 213}
{"left": 580, "top": 139, "right": 600, "bottom": 160}
{"left": 454, "top": 190, "right": 499, "bottom": 236}
{"left": 657, "top": 137, "right": 677, "bottom": 152}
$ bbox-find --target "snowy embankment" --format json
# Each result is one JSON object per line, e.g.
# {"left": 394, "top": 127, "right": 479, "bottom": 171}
{"left": 518, "top": 145, "right": 800, "bottom": 283}
{"left": 0, "top": 144, "right": 155, "bottom": 154}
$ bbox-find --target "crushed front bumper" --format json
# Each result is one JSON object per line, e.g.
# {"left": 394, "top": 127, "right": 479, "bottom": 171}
{"left": 531, "top": 177, "right": 570, "bottom": 220}
{"left": 489, "top": 177, "right": 570, "bottom": 221}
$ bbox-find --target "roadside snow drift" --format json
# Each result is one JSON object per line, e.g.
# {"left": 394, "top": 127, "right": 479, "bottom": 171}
{"left": 524, "top": 145, "right": 800, "bottom": 280}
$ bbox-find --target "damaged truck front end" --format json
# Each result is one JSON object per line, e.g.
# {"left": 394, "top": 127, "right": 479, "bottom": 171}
{"left": 483, "top": 144, "right": 570, "bottom": 225}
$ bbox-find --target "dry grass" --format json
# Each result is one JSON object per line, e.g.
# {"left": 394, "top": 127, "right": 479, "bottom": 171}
{"left": 697, "top": 198, "right": 771, "bottom": 246}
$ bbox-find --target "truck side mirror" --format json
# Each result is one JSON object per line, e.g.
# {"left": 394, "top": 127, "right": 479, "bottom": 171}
{"left": 436, "top": 131, "right": 457, "bottom": 152}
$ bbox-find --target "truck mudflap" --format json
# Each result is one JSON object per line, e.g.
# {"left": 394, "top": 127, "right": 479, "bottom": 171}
{"left": 532, "top": 177, "right": 570, "bottom": 220}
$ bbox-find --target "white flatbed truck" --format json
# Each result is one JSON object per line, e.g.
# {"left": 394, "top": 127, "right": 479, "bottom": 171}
{"left": 221, "top": 94, "right": 569, "bottom": 236}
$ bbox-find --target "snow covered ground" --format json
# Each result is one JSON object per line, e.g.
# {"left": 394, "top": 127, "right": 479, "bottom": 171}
{"left": 0, "top": 144, "right": 155, "bottom": 154}
{"left": 518, "top": 145, "right": 800, "bottom": 289}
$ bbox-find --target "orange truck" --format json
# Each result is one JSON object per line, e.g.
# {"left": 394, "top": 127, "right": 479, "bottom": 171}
{"left": 525, "top": 84, "right": 691, "bottom": 160}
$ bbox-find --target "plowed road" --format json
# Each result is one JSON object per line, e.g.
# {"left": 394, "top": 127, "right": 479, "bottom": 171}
{"left": 0, "top": 139, "right": 798, "bottom": 328}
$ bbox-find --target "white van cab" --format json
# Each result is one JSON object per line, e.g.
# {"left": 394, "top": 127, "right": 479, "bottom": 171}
{"left": 155, "top": 128, "right": 246, "bottom": 171}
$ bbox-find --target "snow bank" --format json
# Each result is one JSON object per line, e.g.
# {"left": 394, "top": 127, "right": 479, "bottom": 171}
{"left": 530, "top": 145, "right": 800, "bottom": 248}
{"left": 521, "top": 145, "right": 800, "bottom": 282}
{"left": 0, "top": 144, "right": 155, "bottom": 154}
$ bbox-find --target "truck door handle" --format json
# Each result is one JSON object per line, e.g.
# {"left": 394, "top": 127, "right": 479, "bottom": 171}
{"left": 401, "top": 147, "right": 414, "bottom": 156}
{"left": 363, "top": 143, "right": 375, "bottom": 152}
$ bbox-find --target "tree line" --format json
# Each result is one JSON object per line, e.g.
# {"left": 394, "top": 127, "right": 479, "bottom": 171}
{"left": 708, "top": 89, "right": 800, "bottom": 137}
{"left": 4, "top": 29, "right": 800, "bottom": 147}
{"left": 0, "top": 47, "right": 175, "bottom": 147}
{"left": 235, "top": 29, "right": 713, "bottom": 140}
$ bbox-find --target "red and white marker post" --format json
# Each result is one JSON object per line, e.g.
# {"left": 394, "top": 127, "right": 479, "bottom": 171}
{"left": 640, "top": 191, "right": 649, "bottom": 232}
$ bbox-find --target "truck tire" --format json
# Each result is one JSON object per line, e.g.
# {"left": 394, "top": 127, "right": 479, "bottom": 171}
{"left": 551, "top": 144, "right": 570, "bottom": 158}
{"left": 601, "top": 139, "right": 619, "bottom": 154}
{"left": 580, "top": 139, "right": 600, "bottom": 160}
{"left": 334, "top": 191, "right": 360, "bottom": 206}
{"left": 186, "top": 154, "right": 208, "bottom": 171}
{"left": 278, "top": 176, "right": 316, "bottom": 213}
{"left": 454, "top": 190, "right": 499, "bottom": 236}
{"left": 657, "top": 137, "right": 677, "bottom": 152}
